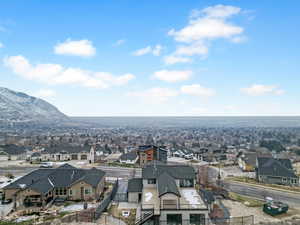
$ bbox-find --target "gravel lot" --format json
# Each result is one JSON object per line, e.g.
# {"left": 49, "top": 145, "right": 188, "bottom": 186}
{"left": 220, "top": 166, "right": 255, "bottom": 178}
{"left": 222, "top": 199, "right": 300, "bottom": 224}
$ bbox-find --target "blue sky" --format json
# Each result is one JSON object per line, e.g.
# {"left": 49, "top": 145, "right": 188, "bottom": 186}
{"left": 0, "top": 0, "right": 299, "bottom": 116}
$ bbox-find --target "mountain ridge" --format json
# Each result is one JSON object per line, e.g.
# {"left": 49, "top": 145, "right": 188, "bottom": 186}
{"left": 0, "top": 87, "right": 68, "bottom": 124}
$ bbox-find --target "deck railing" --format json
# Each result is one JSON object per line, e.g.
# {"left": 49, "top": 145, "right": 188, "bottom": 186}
{"left": 142, "top": 203, "right": 208, "bottom": 211}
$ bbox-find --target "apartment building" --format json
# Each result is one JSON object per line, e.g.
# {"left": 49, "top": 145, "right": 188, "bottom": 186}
{"left": 138, "top": 145, "right": 167, "bottom": 167}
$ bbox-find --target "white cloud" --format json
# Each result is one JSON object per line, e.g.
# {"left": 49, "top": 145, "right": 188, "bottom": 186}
{"left": 166, "top": 4, "right": 245, "bottom": 64}
{"left": 169, "top": 17, "right": 243, "bottom": 43}
{"left": 0, "top": 42, "right": 3, "bottom": 48}
{"left": 152, "top": 70, "right": 192, "bottom": 83}
{"left": 174, "top": 42, "right": 208, "bottom": 56}
{"left": 133, "top": 45, "right": 162, "bottom": 56}
{"left": 34, "top": 89, "right": 56, "bottom": 98}
{"left": 231, "top": 36, "right": 247, "bottom": 43}
{"left": 198, "top": 5, "right": 241, "bottom": 19}
{"left": 133, "top": 46, "right": 152, "bottom": 56}
{"left": 4, "top": 55, "right": 135, "bottom": 89}
{"left": 54, "top": 39, "right": 96, "bottom": 57}
{"left": 113, "top": 39, "right": 126, "bottom": 46}
{"left": 128, "top": 87, "right": 178, "bottom": 103}
{"left": 180, "top": 84, "right": 216, "bottom": 97}
{"left": 152, "top": 45, "right": 162, "bottom": 56}
{"left": 241, "top": 84, "right": 285, "bottom": 96}
{"left": 163, "top": 55, "right": 192, "bottom": 65}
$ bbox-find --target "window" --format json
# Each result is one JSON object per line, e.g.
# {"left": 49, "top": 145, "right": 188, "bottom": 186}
{"left": 85, "top": 188, "right": 91, "bottom": 195}
{"left": 148, "top": 179, "right": 156, "bottom": 184}
{"left": 292, "top": 179, "right": 298, "bottom": 184}
{"left": 167, "top": 214, "right": 182, "bottom": 225}
{"left": 190, "top": 214, "right": 205, "bottom": 225}
{"left": 69, "top": 189, "right": 73, "bottom": 195}
{"left": 180, "top": 179, "right": 194, "bottom": 187}
{"left": 56, "top": 188, "right": 67, "bottom": 195}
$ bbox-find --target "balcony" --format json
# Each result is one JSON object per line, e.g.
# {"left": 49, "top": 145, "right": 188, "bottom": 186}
{"left": 161, "top": 204, "right": 207, "bottom": 210}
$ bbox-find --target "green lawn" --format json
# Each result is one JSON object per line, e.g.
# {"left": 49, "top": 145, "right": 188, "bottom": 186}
{"left": 229, "top": 192, "right": 264, "bottom": 207}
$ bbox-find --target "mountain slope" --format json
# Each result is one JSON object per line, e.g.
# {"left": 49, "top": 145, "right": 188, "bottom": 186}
{"left": 0, "top": 87, "right": 68, "bottom": 123}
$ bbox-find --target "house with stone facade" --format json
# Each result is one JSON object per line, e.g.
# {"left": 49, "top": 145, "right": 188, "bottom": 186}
{"left": 40, "top": 145, "right": 91, "bottom": 162}
{"left": 256, "top": 157, "right": 299, "bottom": 186}
{"left": 128, "top": 162, "right": 209, "bottom": 225}
{"left": 2, "top": 164, "right": 105, "bottom": 210}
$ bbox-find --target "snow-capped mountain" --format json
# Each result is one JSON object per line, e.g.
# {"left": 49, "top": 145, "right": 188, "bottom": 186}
{"left": 0, "top": 87, "right": 68, "bottom": 123}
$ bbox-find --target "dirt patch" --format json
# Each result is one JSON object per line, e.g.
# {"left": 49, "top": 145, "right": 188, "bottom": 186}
{"left": 109, "top": 205, "right": 136, "bottom": 225}
{"left": 222, "top": 199, "right": 300, "bottom": 224}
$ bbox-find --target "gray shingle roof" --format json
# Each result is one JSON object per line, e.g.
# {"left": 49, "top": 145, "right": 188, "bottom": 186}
{"left": 128, "top": 178, "right": 143, "bottom": 193}
{"left": 0, "top": 144, "right": 27, "bottom": 155}
{"left": 142, "top": 164, "right": 196, "bottom": 179}
{"left": 242, "top": 153, "right": 257, "bottom": 167}
{"left": 157, "top": 172, "right": 180, "bottom": 197}
{"left": 257, "top": 157, "right": 297, "bottom": 178}
{"left": 3, "top": 164, "right": 105, "bottom": 194}
{"left": 43, "top": 145, "right": 90, "bottom": 154}
{"left": 120, "top": 151, "right": 138, "bottom": 161}
{"left": 278, "top": 158, "right": 293, "bottom": 170}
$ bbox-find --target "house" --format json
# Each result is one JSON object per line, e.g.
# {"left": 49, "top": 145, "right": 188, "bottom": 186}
{"left": 41, "top": 145, "right": 91, "bottom": 161}
{"left": 128, "top": 178, "right": 143, "bottom": 203}
{"left": 0, "top": 144, "right": 27, "bottom": 160}
{"left": 138, "top": 145, "right": 167, "bottom": 167}
{"left": 28, "top": 152, "right": 43, "bottom": 162}
{"left": 238, "top": 153, "right": 257, "bottom": 172}
{"left": 2, "top": 164, "right": 106, "bottom": 210}
{"left": 128, "top": 162, "right": 209, "bottom": 225}
{"left": 119, "top": 151, "right": 138, "bottom": 165}
{"left": 89, "top": 145, "right": 112, "bottom": 163}
{"left": 105, "top": 153, "right": 122, "bottom": 163}
{"left": 256, "top": 157, "right": 299, "bottom": 186}
{"left": 0, "top": 150, "right": 9, "bottom": 161}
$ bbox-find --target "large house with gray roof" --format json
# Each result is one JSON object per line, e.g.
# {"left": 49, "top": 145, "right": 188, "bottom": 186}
{"left": 2, "top": 164, "right": 105, "bottom": 210}
{"left": 119, "top": 151, "right": 139, "bottom": 165}
{"left": 40, "top": 145, "right": 91, "bottom": 162}
{"left": 128, "top": 162, "right": 208, "bottom": 225}
{"left": 0, "top": 144, "right": 28, "bottom": 160}
{"left": 256, "top": 157, "right": 299, "bottom": 186}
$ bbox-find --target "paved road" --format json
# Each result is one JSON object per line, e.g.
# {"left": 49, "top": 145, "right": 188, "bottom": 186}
{"left": 0, "top": 167, "right": 36, "bottom": 177}
{"left": 224, "top": 181, "right": 300, "bottom": 208}
{"left": 207, "top": 166, "right": 300, "bottom": 208}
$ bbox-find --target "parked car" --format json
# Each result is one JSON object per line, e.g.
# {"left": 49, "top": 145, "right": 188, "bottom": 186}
{"left": 40, "top": 162, "right": 53, "bottom": 168}
{"left": 1, "top": 199, "right": 12, "bottom": 204}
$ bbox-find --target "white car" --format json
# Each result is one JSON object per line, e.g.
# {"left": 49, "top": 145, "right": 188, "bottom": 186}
{"left": 40, "top": 162, "right": 53, "bottom": 168}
